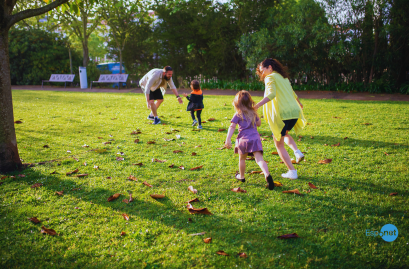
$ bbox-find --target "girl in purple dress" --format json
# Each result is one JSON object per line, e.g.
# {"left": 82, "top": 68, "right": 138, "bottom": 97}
{"left": 225, "top": 91, "right": 274, "bottom": 190}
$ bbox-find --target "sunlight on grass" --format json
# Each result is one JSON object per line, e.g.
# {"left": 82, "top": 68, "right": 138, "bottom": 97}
{"left": 1, "top": 90, "right": 408, "bottom": 268}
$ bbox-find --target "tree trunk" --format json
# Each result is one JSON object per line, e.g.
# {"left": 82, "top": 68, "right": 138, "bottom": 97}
{"left": 119, "top": 48, "right": 123, "bottom": 74}
{"left": 0, "top": 29, "right": 22, "bottom": 172}
{"left": 69, "top": 47, "right": 73, "bottom": 74}
{"left": 82, "top": 13, "right": 89, "bottom": 67}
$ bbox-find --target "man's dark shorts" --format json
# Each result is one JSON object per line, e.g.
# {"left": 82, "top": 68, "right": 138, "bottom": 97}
{"left": 149, "top": 89, "right": 164, "bottom": 100}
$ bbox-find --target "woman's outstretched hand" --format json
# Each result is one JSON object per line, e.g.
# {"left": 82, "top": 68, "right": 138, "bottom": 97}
{"left": 225, "top": 141, "right": 232, "bottom": 149}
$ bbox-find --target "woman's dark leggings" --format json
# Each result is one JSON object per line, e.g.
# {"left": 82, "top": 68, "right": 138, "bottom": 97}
{"left": 190, "top": 110, "right": 202, "bottom": 125}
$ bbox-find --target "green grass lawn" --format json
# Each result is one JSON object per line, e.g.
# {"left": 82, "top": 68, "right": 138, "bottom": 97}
{"left": 1, "top": 90, "right": 408, "bottom": 268}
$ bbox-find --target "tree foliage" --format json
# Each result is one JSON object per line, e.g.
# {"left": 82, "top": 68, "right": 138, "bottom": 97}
{"left": 9, "top": 28, "right": 82, "bottom": 85}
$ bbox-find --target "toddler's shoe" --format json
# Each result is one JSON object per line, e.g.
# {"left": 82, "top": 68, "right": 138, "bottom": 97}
{"left": 266, "top": 174, "right": 275, "bottom": 190}
{"left": 235, "top": 173, "right": 245, "bottom": 183}
{"left": 281, "top": 170, "right": 298, "bottom": 180}
{"left": 197, "top": 125, "right": 203, "bottom": 129}
{"left": 192, "top": 119, "right": 198, "bottom": 126}
{"left": 294, "top": 150, "right": 304, "bottom": 163}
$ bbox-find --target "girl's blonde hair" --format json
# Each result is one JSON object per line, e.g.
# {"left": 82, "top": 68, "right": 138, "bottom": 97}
{"left": 233, "top": 91, "right": 258, "bottom": 126}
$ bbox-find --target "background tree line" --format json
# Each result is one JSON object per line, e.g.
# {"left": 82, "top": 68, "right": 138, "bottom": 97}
{"left": 9, "top": 0, "right": 409, "bottom": 93}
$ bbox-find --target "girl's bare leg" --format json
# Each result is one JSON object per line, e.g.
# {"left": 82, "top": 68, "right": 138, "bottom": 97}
{"left": 253, "top": 151, "right": 269, "bottom": 176}
{"left": 238, "top": 153, "right": 248, "bottom": 179}
{"left": 274, "top": 136, "right": 295, "bottom": 170}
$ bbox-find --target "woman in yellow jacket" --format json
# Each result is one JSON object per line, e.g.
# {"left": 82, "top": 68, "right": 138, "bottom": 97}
{"left": 254, "top": 58, "right": 307, "bottom": 180}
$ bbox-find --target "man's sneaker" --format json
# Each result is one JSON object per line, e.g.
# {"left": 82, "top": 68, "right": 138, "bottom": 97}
{"left": 147, "top": 114, "right": 154, "bottom": 120}
{"left": 294, "top": 150, "right": 304, "bottom": 163}
{"left": 192, "top": 119, "right": 198, "bottom": 126}
{"left": 281, "top": 170, "right": 298, "bottom": 180}
{"left": 153, "top": 117, "right": 161, "bottom": 125}
{"left": 197, "top": 125, "right": 203, "bottom": 129}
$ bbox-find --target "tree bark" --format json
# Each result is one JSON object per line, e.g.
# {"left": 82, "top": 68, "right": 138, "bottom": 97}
{"left": 0, "top": 29, "right": 22, "bottom": 172}
{"left": 119, "top": 48, "right": 123, "bottom": 74}
{"left": 82, "top": 12, "right": 89, "bottom": 67}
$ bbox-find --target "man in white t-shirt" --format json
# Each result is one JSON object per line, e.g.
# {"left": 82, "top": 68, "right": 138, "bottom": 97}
{"left": 139, "top": 66, "right": 183, "bottom": 125}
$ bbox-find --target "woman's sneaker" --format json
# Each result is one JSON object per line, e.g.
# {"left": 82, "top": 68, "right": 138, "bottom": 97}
{"left": 153, "top": 117, "right": 161, "bottom": 125}
{"left": 294, "top": 150, "right": 304, "bottom": 163}
{"left": 281, "top": 170, "right": 298, "bottom": 180}
{"left": 147, "top": 114, "right": 154, "bottom": 120}
{"left": 192, "top": 119, "right": 198, "bottom": 126}
{"left": 197, "top": 125, "right": 203, "bottom": 129}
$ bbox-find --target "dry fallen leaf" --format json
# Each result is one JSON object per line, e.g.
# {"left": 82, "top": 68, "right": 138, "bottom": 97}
{"left": 106, "top": 177, "right": 112, "bottom": 179}
{"left": 116, "top": 157, "right": 124, "bottom": 161}
{"left": 362, "top": 123, "right": 372, "bottom": 125}
{"left": 122, "top": 213, "right": 129, "bottom": 220}
{"left": 203, "top": 238, "right": 212, "bottom": 243}
{"left": 152, "top": 158, "right": 166, "bottom": 163}
{"left": 187, "top": 203, "right": 212, "bottom": 215}
{"left": 202, "top": 121, "right": 207, "bottom": 123}
{"left": 308, "top": 182, "right": 318, "bottom": 189}
{"left": 274, "top": 181, "right": 283, "bottom": 187}
{"left": 66, "top": 168, "right": 79, "bottom": 175}
{"left": 384, "top": 152, "right": 389, "bottom": 156}
{"left": 188, "top": 186, "right": 198, "bottom": 194}
{"left": 18, "top": 174, "right": 25, "bottom": 177}
{"left": 310, "top": 136, "right": 314, "bottom": 139}
{"left": 178, "top": 165, "right": 185, "bottom": 170}
{"left": 188, "top": 198, "right": 200, "bottom": 203}
{"left": 123, "top": 199, "right": 130, "bottom": 204}
{"left": 133, "top": 162, "right": 143, "bottom": 166}
{"left": 217, "top": 146, "right": 227, "bottom": 150}
{"left": 344, "top": 137, "right": 348, "bottom": 140}
{"left": 261, "top": 138, "right": 267, "bottom": 141}
{"left": 277, "top": 233, "right": 299, "bottom": 239}
{"left": 14, "top": 120, "right": 23, "bottom": 124}
{"left": 318, "top": 159, "right": 332, "bottom": 164}
{"left": 103, "top": 141, "right": 111, "bottom": 145}
{"left": 216, "top": 251, "right": 229, "bottom": 256}
{"left": 1, "top": 176, "right": 7, "bottom": 180}
{"left": 218, "top": 128, "right": 226, "bottom": 132}
{"left": 76, "top": 174, "right": 88, "bottom": 177}
{"left": 291, "top": 159, "right": 297, "bottom": 164}
{"left": 128, "top": 175, "right": 137, "bottom": 181}
{"left": 131, "top": 130, "right": 142, "bottom": 135}
{"left": 324, "top": 144, "right": 328, "bottom": 146}
{"left": 332, "top": 142, "right": 340, "bottom": 147}
{"left": 189, "top": 165, "right": 203, "bottom": 171}
{"left": 29, "top": 217, "right": 41, "bottom": 224}
{"left": 43, "top": 145, "right": 49, "bottom": 148}
{"left": 31, "top": 183, "right": 42, "bottom": 188}
{"left": 165, "top": 132, "right": 172, "bottom": 134}
{"left": 272, "top": 152, "right": 279, "bottom": 155}
{"left": 389, "top": 192, "right": 398, "bottom": 196}
{"left": 282, "top": 189, "right": 302, "bottom": 195}
{"left": 191, "top": 152, "right": 197, "bottom": 156}
{"left": 121, "top": 231, "right": 126, "bottom": 236}
{"left": 41, "top": 226, "right": 57, "bottom": 236}
{"left": 107, "top": 193, "right": 121, "bottom": 202}
{"left": 55, "top": 191, "right": 64, "bottom": 196}
{"left": 195, "top": 145, "right": 202, "bottom": 148}
{"left": 82, "top": 144, "right": 89, "bottom": 148}
{"left": 143, "top": 181, "right": 153, "bottom": 187}
{"left": 237, "top": 253, "right": 248, "bottom": 258}
{"left": 173, "top": 150, "right": 183, "bottom": 153}
{"left": 150, "top": 194, "right": 165, "bottom": 199}
{"left": 250, "top": 171, "right": 263, "bottom": 174}
{"left": 208, "top": 118, "right": 216, "bottom": 121}
{"left": 231, "top": 187, "right": 247, "bottom": 193}
{"left": 168, "top": 164, "right": 176, "bottom": 168}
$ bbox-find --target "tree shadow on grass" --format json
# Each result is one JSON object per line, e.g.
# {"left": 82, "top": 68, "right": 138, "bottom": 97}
{"left": 1, "top": 166, "right": 405, "bottom": 268}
